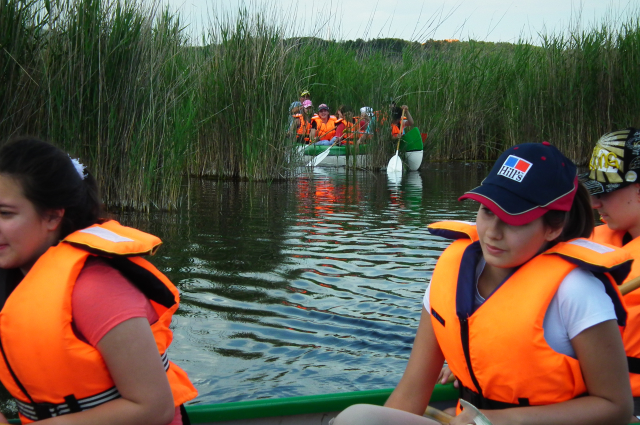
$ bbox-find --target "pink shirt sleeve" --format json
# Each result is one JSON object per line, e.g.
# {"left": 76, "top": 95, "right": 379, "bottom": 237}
{"left": 72, "top": 257, "right": 158, "bottom": 346}
{"left": 72, "top": 258, "right": 182, "bottom": 425}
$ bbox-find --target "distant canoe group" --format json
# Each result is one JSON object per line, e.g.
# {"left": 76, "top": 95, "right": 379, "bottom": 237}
{"left": 288, "top": 90, "right": 415, "bottom": 147}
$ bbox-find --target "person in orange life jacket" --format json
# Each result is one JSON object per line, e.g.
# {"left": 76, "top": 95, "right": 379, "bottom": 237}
{"left": 310, "top": 104, "right": 338, "bottom": 146}
{"left": 334, "top": 105, "right": 358, "bottom": 145}
{"left": 332, "top": 142, "right": 633, "bottom": 425}
{"left": 289, "top": 99, "right": 313, "bottom": 144}
{"left": 579, "top": 128, "right": 640, "bottom": 422}
{"left": 390, "top": 105, "right": 414, "bottom": 139}
{"left": 355, "top": 106, "right": 375, "bottom": 145}
{"left": 0, "top": 137, "right": 197, "bottom": 425}
{"left": 288, "top": 89, "right": 311, "bottom": 127}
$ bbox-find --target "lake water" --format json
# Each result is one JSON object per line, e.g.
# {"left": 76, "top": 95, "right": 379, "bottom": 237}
{"left": 114, "top": 162, "right": 488, "bottom": 406}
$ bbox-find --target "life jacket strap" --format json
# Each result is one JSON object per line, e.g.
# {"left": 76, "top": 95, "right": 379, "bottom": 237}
{"left": 460, "top": 385, "right": 530, "bottom": 410}
{"left": 628, "top": 356, "right": 640, "bottom": 374}
{"left": 15, "top": 352, "right": 169, "bottom": 421}
{"left": 16, "top": 387, "right": 121, "bottom": 421}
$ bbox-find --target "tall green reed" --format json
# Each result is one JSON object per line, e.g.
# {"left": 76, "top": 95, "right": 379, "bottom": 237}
{"left": 3, "top": 0, "right": 640, "bottom": 209}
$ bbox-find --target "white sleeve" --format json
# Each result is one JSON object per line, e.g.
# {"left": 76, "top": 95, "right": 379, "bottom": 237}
{"left": 423, "top": 281, "right": 431, "bottom": 311}
{"left": 543, "top": 267, "right": 617, "bottom": 357}
{"left": 557, "top": 268, "right": 617, "bottom": 340}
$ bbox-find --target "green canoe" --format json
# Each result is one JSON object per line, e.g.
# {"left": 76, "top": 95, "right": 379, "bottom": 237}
{"left": 4, "top": 384, "right": 456, "bottom": 424}
{"left": 186, "top": 384, "right": 457, "bottom": 424}
{"left": 302, "top": 127, "right": 425, "bottom": 170}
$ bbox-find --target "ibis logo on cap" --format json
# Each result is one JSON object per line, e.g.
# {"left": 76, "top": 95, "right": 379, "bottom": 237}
{"left": 497, "top": 155, "right": 532, "bottom": 182}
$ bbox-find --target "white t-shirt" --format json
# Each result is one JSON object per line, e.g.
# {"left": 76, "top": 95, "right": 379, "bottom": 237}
{"left": 423, "top": 260, "right": 617, "bottom": 358}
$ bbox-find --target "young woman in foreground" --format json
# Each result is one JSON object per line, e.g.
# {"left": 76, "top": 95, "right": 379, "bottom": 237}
{"left": 582, "top": 128, "right": 640, "bottom": 422}
{"left": 333, "top": 142, "right": 633, "bottom": 425}
{"left": 0, "top": 137, "right": 197, "bottom": 424}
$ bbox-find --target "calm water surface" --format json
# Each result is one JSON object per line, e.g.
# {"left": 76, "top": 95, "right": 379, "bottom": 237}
{"left": 117, "top": 162, "right": 488, "bottom": 405}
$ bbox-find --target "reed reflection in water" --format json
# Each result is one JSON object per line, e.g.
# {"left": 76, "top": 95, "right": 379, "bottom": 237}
{"left": 117, "top": 162, "right": 488, "bottom": 405}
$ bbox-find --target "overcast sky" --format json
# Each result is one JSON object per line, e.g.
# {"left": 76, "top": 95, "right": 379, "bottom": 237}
{"left": 167, "top": 0, "right": 636, "bottom": 45}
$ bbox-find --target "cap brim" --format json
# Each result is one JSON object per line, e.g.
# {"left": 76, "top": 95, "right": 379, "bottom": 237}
{"left": 459, "top": 187, "right": 547, "bottom": 226}
{"left": 578, "top": 171, "right": 606, "bottom": 195}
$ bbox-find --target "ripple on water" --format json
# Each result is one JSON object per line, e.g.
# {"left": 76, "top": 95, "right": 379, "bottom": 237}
{"left": 115, "top": 164, "right": 486, "bottom": 404}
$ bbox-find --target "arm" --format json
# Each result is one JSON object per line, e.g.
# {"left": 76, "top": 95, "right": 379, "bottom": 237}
{"left": 289, "top": 101, "right": 301, "bottom": 116}
{"left": 288, "top": 117, "right": 300, "bottom": 135}
{"left": 452, "top": 320, "right": 632, "bottom": 425}
{"left": 41, "top": 318, "right": 176, "bottom": 425}
{"left": 385, "top": 306, "right": 444, "bottom": 415}
{"left": 401, "top": 105, "right": 414, "bottom": 128}
{"left": 309, "top": 121, "right": 318, "bottom": 142}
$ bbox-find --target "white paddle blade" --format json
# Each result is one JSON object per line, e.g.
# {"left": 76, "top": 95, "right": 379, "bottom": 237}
{"left": 307, "top": 147, "right": 331, "bottom": 167}
{"left": 387, "top": 153, "right": 402, "bottom": 173}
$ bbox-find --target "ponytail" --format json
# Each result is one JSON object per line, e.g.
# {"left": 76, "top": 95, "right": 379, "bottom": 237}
{"left": 543, "top": 182, "right": 594, "bottom": 243}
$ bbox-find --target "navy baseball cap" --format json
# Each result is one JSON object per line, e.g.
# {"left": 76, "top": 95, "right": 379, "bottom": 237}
{"left": 459, "top": 142, "right": 578, "bottom": 226}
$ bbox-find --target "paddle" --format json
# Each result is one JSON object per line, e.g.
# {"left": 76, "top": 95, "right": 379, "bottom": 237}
{"left": 425, "top": 402, "right": 493, "bottom": 425}
{"left": 306, "top": 137, "right": 342, "bottom": 167}
{"left": 424, "top": 406, "right": 454, "bottom": 424}
{"left": 620, "top": 275, "right": 640, "bottom": 295}
{"left": 387, "top": 108, "right": 407, "bottom": 173}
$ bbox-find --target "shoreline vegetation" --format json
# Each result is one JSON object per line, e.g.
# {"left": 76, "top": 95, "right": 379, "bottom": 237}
{"left": 2, "top": 0, "right": 640, "bottom": 210}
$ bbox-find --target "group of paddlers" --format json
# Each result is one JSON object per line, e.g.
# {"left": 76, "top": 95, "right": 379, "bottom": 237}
{"left": 288, "top": 90, "right": 414, "bottom": 146}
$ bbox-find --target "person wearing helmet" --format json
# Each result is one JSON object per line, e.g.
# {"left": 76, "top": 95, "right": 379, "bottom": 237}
{"left": 581, "top": 128, "right": 640, "bottom": 423}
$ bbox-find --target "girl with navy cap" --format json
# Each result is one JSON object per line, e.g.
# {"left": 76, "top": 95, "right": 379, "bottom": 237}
{"left": 332, "top": 142, "right": 633, "bottom": 425}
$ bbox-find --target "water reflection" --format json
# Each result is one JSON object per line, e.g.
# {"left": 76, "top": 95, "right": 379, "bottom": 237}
{"left": 115, "top": 163, "right": 488, "bottom": 405}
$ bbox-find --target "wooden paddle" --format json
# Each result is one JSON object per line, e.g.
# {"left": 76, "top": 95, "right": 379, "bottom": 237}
{"left": 620, "top": 275, "right": 640, "bottom": 295}
{"left": 387, "top": 108, "right": 407, "bottom": 173}
{"left": 424, "top": 406, "right": 454, "bottom": 424}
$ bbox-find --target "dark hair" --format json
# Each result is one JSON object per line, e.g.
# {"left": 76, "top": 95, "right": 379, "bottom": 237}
{"left": 543, "top": 182, "right": 594, "bottom": 243}
{"left": 337, "top": 104, "right": 352, "bottom": 114}
{"left": 0, "top": 137, "right": 104, "bottom": 238}
{"left": 391, "top": 106, "right": 403, "bottom": 121}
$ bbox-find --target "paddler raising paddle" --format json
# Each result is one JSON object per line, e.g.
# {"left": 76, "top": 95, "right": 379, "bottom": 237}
{"left": 390, "top": 105, "right": 414, "bottom": 139}
{"left": 581, "top": 128, "right": 640, "bottom": 423}
{"left": 332, "top": 142, "right": 632, "bottom": 425}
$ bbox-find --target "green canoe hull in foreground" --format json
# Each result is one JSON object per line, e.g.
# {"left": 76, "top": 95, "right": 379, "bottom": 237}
{"left": 186, "top": 384, "right": 458, "bottom": 424}
{"left": 302, "top": 128, "right": 425, "bottom": 170}
{"left": 5, "top": 385, "right": 456, "bottom": 425}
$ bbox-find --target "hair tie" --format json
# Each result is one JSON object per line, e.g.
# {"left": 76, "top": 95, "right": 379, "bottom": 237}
{"left": 69, "top": 156, "right": 87, "bottom": 180}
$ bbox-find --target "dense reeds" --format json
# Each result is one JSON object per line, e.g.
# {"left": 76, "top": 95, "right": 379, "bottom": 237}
{"left": 2, "top": 0, "right": 640, "bottom": 208}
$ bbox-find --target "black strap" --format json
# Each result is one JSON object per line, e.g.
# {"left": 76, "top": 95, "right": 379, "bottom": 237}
{"left": 64, "top": 394, "right": 82, "bottom": 413}
{"left": 461, "top": 385, "right": 529, "bottom": 410}
{"left": 0, "top": 334, "right": 35, "bottom": 405}
{"left": 628, "top": 356, "right": 640, "bottom": 374}
{"left": 180, "top": 404, "right": 191, "bottom": 425}
{"left": 102, "top": 257, "right": 176, "bottom": 309}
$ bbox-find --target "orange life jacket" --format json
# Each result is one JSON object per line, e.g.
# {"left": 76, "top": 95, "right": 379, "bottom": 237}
{"left": 294, "top": 114, "right": 311, "bottom": 136}
{"left": 335, "top": 118, "right": 358, "bottom": 144}
{"left": 0, "top": 220, "right": 198, "bottom": 423}
{"left": 311, "top": 116, "right": 337, "bottom": 140}
{"left": 591, "top": 224, "right": 640, "bottom": 395}
{"left": 428, "top": 221, "right": 629, "bottom": 409}
{"left": 391, "top": 122, "right": 404, "bottom": 138}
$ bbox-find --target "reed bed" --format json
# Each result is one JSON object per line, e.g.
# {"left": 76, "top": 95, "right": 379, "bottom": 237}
{"left": 1, "top": 0, "right": 640, "bottom": 209}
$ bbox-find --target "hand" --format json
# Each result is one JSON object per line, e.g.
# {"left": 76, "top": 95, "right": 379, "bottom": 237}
{"left": 437, "top": 364, "right": 459, "bottom": 387}
{"left": 401, "top": 105, "right": 409, "bottom": 111}
{"left": 449, "top": 407, "right": 478, "bottom": 425}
